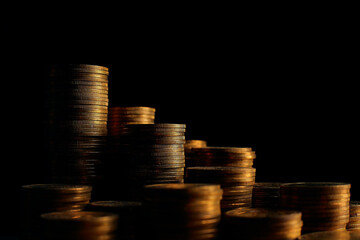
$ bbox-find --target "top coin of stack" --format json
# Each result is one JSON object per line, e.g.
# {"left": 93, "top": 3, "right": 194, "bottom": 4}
{"left": 252, "top": 182, "right": 282, "bottom": 208}
{"left": 119, "top": 124, "right": 186, "bottom": 200}
{"left": 41, "top": 211, "right": 118, "bottom": 240}
{"left": 280, "top": 182, "right": 351, "bottom": 233}
{"left": 347, "top": 201, "right": 360, "bottom": 231}
{"left": 86, "top": 200, "right": 144, "bottom": 240}
{"left": 143, "top": 183, "right": 223, "bottom": 240}
{"left": 108, "top": 106, "right": 156, "bottom": 137}
{"left": 188, "top": 147, "right": 255, "bottom": 168}
{"left": 301, "top": 230, "right": 360, "bottom": 239}
{"left": 222, "top": 208, "right": 303, "bottom": 240}
{"left": 44, "top": 64, "right": 109, "bottom": 185}
{"left": 21, "top": 184, "right": 92, "bottom": 240}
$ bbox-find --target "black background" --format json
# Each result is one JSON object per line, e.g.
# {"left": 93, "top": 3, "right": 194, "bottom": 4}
{"left": 2, "top": 7, "right": 359, "bottom": 237}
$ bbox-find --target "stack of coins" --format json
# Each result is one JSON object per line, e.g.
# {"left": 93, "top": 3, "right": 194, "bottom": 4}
{"left": 21, "top": 184, "right": 92, "bottom": 240}
{"left": 188, "top": 147, "right": 255, "bottom": 168}
{"left": 102, "top": 106, "right": 156, "bottom": 199}
{"left": 280, "top": 182, "right": 351, "bottom": 233}
{"left": 301, "top": 230, "right": 360, "bottom": 239}
{"left": 120, "top": 123, "right": 186, "bottom": 200}
{"left": 222, "top": 208, "right": 303, "bottom": 240}
{"left": 43, "top": 64, "right": 109, "bottom": 185}
{"left": 86, "top": 200, "right": 143, "bottom": 240}
{"left": 41, "top": 211, "right": 118, "bottom": 240}
{"left": 252, "top": 182, "right": 282, "bottom": 208}
{"left": 184, "top": 140, "right": 207, "bottom": 172}
{"left": 143, "top": 183, "right": 223, "bottom": 240}
{"left": 186, "top": 166, "right": 256, "bottom": 211}
{"left": 347, "top": 201, "right": 360, "bottom": 231}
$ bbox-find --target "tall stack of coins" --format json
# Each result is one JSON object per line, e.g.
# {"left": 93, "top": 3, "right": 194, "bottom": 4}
{"left": 301, "top": 230, "right": 360, "bottom": 239}
{"left": 143, "top": 183, "right": 223, "bottom": 240}
{"left": 86, "top": 200, "right": 143, "bottom": 239}
{"left": 280, "top": 182, "right": 351, "bottom": 233}
{"left": 21, "top": 184, "right": 92, "bottom": 240}
{"left": 120, "top": 124, "right": 186, "bottom": 200}
{"left": 102, "top": 106, "right": 156, "bottom": 199}
{"left": 188, "top": 147, "right": 255, "bottom": 168}
{"left": 41, "top": 211, "right": 118, "bottom": 240}
{"left": 186, "top": 166, "right": 256, "bottom": 211}
{"left": 222, "top": 208, "right": 303, "bottom": 240}
{"left": 347, "top": 201, "right": 360, "bottom": 231}
{"left": 252, "top": 182, "right": 282, "bottom": 208}
{"left": 43, "top": 64, "right": 109, "bottom": 185}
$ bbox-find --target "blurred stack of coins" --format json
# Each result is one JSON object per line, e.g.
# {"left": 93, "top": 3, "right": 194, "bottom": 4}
{"left": 188, "top": 147, "right": 255, "bottom": 168}
{"left": 184, "top": 140, "right": 207, "bottom": 170}
{"left": 86, "top": 200, "right": 143, "bottom": 240}
{"left": 41, "top": 211, "right": 118, "bottom": 240}
{"left": 222, "top": 208, "right": 303, "bottom": 240}
{"left": 143, "top": 183, "right": 223, "bottom": 240}
{"left": 21, "top": 184, "right": 92, "bottom": 240}
{"left": 186, "top": 166, "right": 256, "bottom": 211}
{"left": 43, "top": 64, "right": 109, "bottom": 185}
{"left": 347, "top": 201, "right": 360, "bottom": 231}
{"left": 102, "top": 106, "right": 156, "bottom": 199}
{"left": 280, "top": 182, "right": 351, "bottom": 233}
{"left": 252, "top": 182, "right": 282, "bottom": 208}
{"left": 301, "top": 230, "right": 360, "bottom": 239}
{"left": 120, "top": 123, "right": 186, "bottom": 200}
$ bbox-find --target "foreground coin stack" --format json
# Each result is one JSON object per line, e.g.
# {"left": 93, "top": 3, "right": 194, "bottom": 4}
{"left": 347, "top": 201, "right": 360, "bottom": 231}
{"left": 120, "top": 124, "right": 186, "bottom": 200}
{"left": 86, "top": 200, "right": 143, "bottom": 240}
{"left": 186, "top": 166, "right": 256, "bottom": 211}
{"left": 280, "top": 182, "right": 351, "bottom": 233}
{"left": 222, "top": 208, "right": 303, "bottom": 240}
{"left": 44, "top": 64, "right": 109, "bottom": 185}
{"left": 143, "top": 183, "right": 223, "bottom": 240}
{"left": 252, "top": 182, "right": 282, "bottom": 208}
{"left": 103, "top": 106, "right": 156, "bottom": 199}
{"left": 188, "top": 147, "right": 255, "bottom": 168}
{"left": 21, "top": 184, "right": 92, "bottom": 240}
{"left": 301, "top": 230, "right": 360, "bottom": 239}
{"left": 41, "top": 211, "right": 118, "bottom": 240}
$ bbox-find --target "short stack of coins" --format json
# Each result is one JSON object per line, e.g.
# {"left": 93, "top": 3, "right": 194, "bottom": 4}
{"left": 103, "top": 106, "right": 156, "bottom": 199}
{"left": 222, "top": 208, "right": 303, "bottom": 240}
{"left": 188, "top": 147, "right": 255, "bottom": 168}
{"left": 43, "top": 64, "right": 109, "bottom": 185}
{"left": 86, "top": 200, "right": 143, "bottom": 239}
{"left": 120, "top": 123, "right": 186, "bottom": 200}
{"left": 186, "top": 166, "right": 256, "bottom": 211}
{"left": 41, "top": 211, "right": 118, "bottom": 240}
{"left": 280, "top": 182, "right": 351, "bottom": 233}
{"left": 21, "top": 184, "right": 92, "bottom": 240}
{"left": 184, "top": 140, "right": 207, "bottom": 167}
{"left": 252, "top": 182, "right": 282, "bottom": 208}
{"left": 301, "top": 230, "right": 360, "bottom": 239}
{"left": 347, "top": 201, "right": 360, "bottom": 231}
{"left": 143, "top": 183, "right": 223, "bottom": 240}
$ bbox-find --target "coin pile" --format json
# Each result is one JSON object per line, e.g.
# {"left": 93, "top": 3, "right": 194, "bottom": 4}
{"left": 41, "top": 211, "right": 118, "bottom": 240}
{"left": 186, "top": 166, "right": 256, "bottom": 211}
{"left": 252, "top": 182, "right": 282, "bottom": 208}
{"left": 222, "top": 208, "right": 303, "bottom": 240}
{"left": 86, "top": 200, "right": 143, "bottom": 240}
{"left": 143, "top": 183, "right": 223, "bottom": 240}
{"left": 120, "top": 123, "right": 186, "bottom": 200}
{"left": 184, "top": 140, "right": 207, "bottom": 173}
{"left": 301, "top": 230, "right": 360, "bottom": 239}
{"left": 188, "top": 147, "right": 255, "bottom": 168}
{"left": 43, "top": 64, "right": 109, "bottom": 185}
{"left": 280, "top": 182, "right": 351, "bottom": 233}
{"left": 21, "top": 184, "right": 92, "bottom": 240}
{"left": 347, "top": 201, "right": 360, "bottom": 231}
